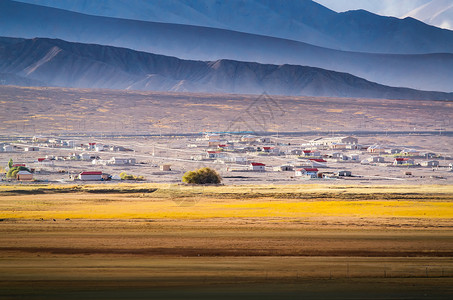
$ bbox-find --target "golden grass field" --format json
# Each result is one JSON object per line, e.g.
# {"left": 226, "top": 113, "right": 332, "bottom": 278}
{"left": 1, "top": 184, "right": 453, "bottom": 299}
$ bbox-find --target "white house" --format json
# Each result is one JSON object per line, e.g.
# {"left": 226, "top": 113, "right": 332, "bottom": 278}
{"left": 386, "top": 148, "right": 402, "bottom": 154}
{"left": 393, "top": 158, "right": 415, "bottom": 165}
{"left": 78, "top": 171, "right": 103, "bottom": 181}
{"left": 80, "top": 153, "right": 92, "bottom": 161}
{"left": 420, "top": 160, "right": 439, "bottom": 167}
{"left": 367, "top": 145, "right": 386, "bottom": 154}
{"left": 309, "top": 136, "right": 358, "bottom": 147}
{"left": 2, "top": 145, "right": 14, "bottom": 152}
{"left": 24, "top": 146, "right": 39, "bottom": 152}
{"left": 401, "top": 149, "right": 420, "bottom": 157}
{"left": 295, "top": 168, "right": 319, "bottom": 178}
{"left": 109, "top": 157, "right": 136, "bottom": 165}
{"left": 273, "top": 165, "right": 294, "bottom": 172}
{"left": 250, "top": 162, "right": 266, "bottom": 171}
{"left": 336, "top": 170, "right": 352, "bottom": 177}
{"left": 372, "top": 156, "right": 385, "bottom": 163}
{"left": 303, "top": 150, "right": 321, "bottom": 157}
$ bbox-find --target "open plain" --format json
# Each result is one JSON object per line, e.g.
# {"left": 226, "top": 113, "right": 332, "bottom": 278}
{"left": 1, "top": 184, "right": 453, "bottom": 299}
{"left": 1, "top": 85, "right": 453, "bottom": 298}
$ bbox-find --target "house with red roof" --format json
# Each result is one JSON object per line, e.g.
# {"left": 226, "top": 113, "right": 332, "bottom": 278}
{"left": 393, "top": 158, "right": 415, "bottom": 166}
{"left": 249, "top": 162, "right": 266, "bottom": 171}
{"left": 78, "top": 171, "right": 103, "bottom": 181}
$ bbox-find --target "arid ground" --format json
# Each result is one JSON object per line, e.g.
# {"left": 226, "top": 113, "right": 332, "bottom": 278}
{"left": 1, "top": 184, "right": 453, "bottom": 299}
{"left": 1, "top": 85, "right": 452, "bottom": 135}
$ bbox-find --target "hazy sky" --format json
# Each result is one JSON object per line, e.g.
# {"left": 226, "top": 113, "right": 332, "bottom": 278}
{"left": 315, "top": 0, "right": 430, "bottom": 17}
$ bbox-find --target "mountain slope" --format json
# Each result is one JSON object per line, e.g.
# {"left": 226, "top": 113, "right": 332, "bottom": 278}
{"left": 1, "top": 0, "right": 453, "bottom": 92}
{"left": 13, "top": 0, "right": 453, "bottom": 54}
{"left": 404, "top": 0, "right": 453, "bottom": 30}
{"left": 1, "top": 37, "right": 452, "bottom": 101}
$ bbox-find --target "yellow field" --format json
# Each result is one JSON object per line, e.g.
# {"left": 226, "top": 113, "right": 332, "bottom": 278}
{"left": 1, "top": 184, "right": 453, "bottom": 299}
{"left": 1, "top": 184, "right": 452, "bottom": 220}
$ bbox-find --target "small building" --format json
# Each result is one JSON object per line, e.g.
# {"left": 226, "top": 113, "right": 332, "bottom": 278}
{"left": 160, "top": 164, "right": 171, "bottom": 171}
{"left": 109, "top": 157, "right": 136, "bottom": 165}
{"left": 78, "top": 171, "right": 103, "bottom": 181}
{"left": 80, "top": 153, "right": 92, "bottom": 161}
{"left": 401, "top": 149, "right": 419, "bottom": 157}
{"left": 233, "top": 156, "right": 248, "bottom": 164}
{"left": 17, "top": 170, "right": 33, "bottom": 181}
{"left": 24, "top": 146, "right": 39, "bottom": 152}
{"left": 320, "top": 171, "right": 336, "bottom": 179}
{"left": 241, "top": 135, "right": 257, "bottom": 143}
{"left": 421, "top": 152, "right": 437, "bottom": 159}
{"left": 290, "top": 149, "right": 303, "bottom": 156}
{"left": 420, "top": 160, "right": 439, "bottom": 167}
{"left": 273, "top": 165, "right": 294, "bottom": 172}
{"left": 309, "top": 136, "right": 358, "bottom": 147}
{"left": 250, "top": 162, "right": 266, "bottom": 171}
{"left": 303, "top": 150, "right": 321, "bottom": 157}
{"left": 2, "top": 145, "right": 14, "bottom": 152}
{"left": 367, "top": 145, "right": 386, "bottom": 154}
{"left": 101, "top": 173, "right": 111, "bottom": 181}
{"left": 336, "top": 170, "right": 352, "bottom": 177}
{"left": 386, "top": 148, "right": 402, "bottom": 154}
{"left": 32, "top": 135, "right": 49, "bottom": 143}
{"left": 372, "top": 156, "right": 385, "bottom": 163}
{"left": 393, "top": 158, "right": 415, "bottom": 166}
{"left": 206, "top": 151, "right": 221, "bottom": 159}
{"left": 295, "top": 168, "right": 318, "bottom": 178}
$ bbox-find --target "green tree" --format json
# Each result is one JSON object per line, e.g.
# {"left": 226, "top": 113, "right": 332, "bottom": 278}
{"left": 8, "top": 158, "right": 13, "bottom": 169}
{"left": 7, "top": 166, "right": 31, "bottom": 178}
{"left": 182, "top": 167, "right": 222, "bottom": 184}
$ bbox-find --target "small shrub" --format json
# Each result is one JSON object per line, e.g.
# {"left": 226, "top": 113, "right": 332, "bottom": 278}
{"left": 182, "top": 167, "right": 222, "bottom": 184}
{"left": 120, "top": 172, "right": 145, "bottom": 181}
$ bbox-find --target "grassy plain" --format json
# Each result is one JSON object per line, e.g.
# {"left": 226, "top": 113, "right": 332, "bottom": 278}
{"left": 1, "top": 184, "right": 453, "bottom": 299}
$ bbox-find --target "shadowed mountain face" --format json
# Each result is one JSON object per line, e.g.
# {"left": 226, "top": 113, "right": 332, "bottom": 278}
{"left": 1, "top": 37, "right": 452, "bottom": 101}
{"left": 13, "top": 0, "right": 453, "bottom": 54}
{"left": 1, "top": 0, "right": 453, "bottom": 92}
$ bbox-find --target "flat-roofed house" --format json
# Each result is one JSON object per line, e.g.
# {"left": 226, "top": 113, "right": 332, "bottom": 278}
{"left": 295, "top": 168, "right": 319, "bottom": 178}
{"left": 420, "top": 160, "right": 439, "bottom": 167}
{"left": 17, "top": 170, "right": 33, "bottom": 181}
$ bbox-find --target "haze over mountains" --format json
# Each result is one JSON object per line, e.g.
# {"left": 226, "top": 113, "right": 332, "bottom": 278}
{"left": 317, "top": 0, "right": 453, "bottom": 30}
{"left": 1, "top": 0, "right": 453, "bottom": 93}
{"left": 10, "top": 0, "right": 453, "bottom": 54}
{"left": 1, "top": 37, "right": 452, "bottom": 101}
{"left": 1, "top": 0, "right": 452, "bottom": 99}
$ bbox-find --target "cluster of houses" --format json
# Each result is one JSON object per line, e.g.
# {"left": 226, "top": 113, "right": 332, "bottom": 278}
{"left": 31, "top": 136, "right": 133, "bottom": 152}
{"left": 188, "top": 133, "right": 449, "bottom": 180}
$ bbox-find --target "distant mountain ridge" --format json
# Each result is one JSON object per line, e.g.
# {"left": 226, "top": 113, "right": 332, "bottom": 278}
{"left": 1, "top": 37, "right": 452, "bottom": 101}
{"left": 13, "top": 0, "right": 453, "bottom": 54}
{"left": 1, "top": 0, "right": 453, "bottom": 92}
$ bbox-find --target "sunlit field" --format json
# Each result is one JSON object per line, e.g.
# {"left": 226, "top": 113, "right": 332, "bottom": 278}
{"left": 1, "top": 184, "right": 453, "bottom": 299}
{"left": 1, "top": 184, "right": 453, "bottom": 220}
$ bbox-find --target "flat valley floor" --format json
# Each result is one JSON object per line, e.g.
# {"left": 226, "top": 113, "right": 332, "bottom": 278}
{"left": 1, "top": 184, "right": 453, "bottom": 299}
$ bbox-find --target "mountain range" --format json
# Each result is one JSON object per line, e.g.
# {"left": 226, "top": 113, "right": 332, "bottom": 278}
{"left": 1, "top": 37, "right": 452, "bottom": 101}
{"left": 8, "top": 0, "right": 453, "bottom": 54}
{"left": 1, "top": 0, "right": 453, "bottom": 93}
{"left": 316, "top": 0, "right": 453, "bottom": 30}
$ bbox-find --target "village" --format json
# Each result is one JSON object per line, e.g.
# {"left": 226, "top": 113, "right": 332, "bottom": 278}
{"left": 1, "top": 132, "right": 452, "bottom": 185}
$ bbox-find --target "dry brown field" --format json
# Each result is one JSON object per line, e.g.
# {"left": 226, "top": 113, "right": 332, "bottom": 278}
{"left": 0, "top": 85, "right": 452, "bottom": 135}
{"left": 1, "top": 184, "right": 453, "bottom": 299}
